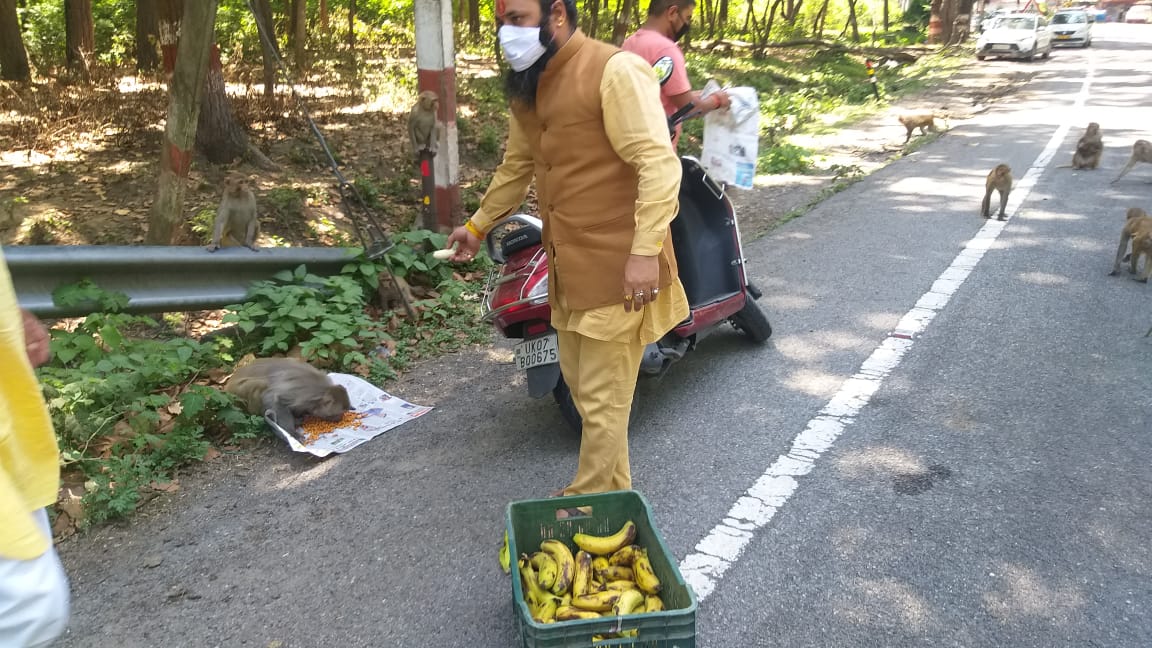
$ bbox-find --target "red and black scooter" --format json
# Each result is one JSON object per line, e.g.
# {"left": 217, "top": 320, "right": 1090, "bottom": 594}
{"left": 479, "top": 104, "right": 772, "bottom": 431}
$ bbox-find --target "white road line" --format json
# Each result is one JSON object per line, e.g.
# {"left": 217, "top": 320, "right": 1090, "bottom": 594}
{"left": 679, "top": 63, "right": 1096, "bottom": 602}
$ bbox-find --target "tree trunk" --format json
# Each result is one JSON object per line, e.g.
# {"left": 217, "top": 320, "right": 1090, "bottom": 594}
{"left": 318, "top": 0, "right": 328, "bottom": 31}
{"left": 254, "top": 0, "right": 278, "bottom": 99}
{"left": 928, "top": 0, "right": 945, "bottom": 43}
{"left": 291, "top": 0, "right": 306, "bottom": 68}
{"left": 346, "top": 0, "right": 355, "bottom": 50}
{"left": 611, "top": 0, "right": 635, "bottom": 45}
{"left": 195, "top": 45, "right": 254, "bottom": 164}
{"left": 64, "top": 0, "right": 95, "bottom": 80}
{"left": 586, "top": 0, "right": 601, "bottom": 39}
{"left": 148, "top": 0, "right": 218, "bottom": 246}
{"left": 468, "top": 0, "right": 479, "bottom": 40}
{"left": 812, "top": 0, "right": 831, "bottom": 37}
{"left": 761, "top": 0, "right": 783, "bottom": 45}
{"left": 0, "top": 0, "right": 31, "bottom": 81}
{"left": 883, "top": 0, "right": 889, "bottom": 32}
{"left": 157, "top": 0, "right": 183, "bottom": 72}
{"left": 136, "top": 0, "right": 160, "bottom": 71}
{"left": 845, "top": 0, "right": 860, "bottom": 42}
{"left": 717, "top": 0, "right": 729, "bottom": 38}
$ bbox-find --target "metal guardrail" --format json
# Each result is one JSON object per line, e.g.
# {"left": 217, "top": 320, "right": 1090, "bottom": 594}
{"left": 5, "top": 245, "right": 360, "bottom": 318}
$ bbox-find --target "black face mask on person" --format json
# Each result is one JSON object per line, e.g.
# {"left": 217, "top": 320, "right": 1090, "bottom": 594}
{"left": 671, "top": 8, "right": 692, "bottom": 42}
{"left": 501, "top": 8, "right": 561, "bottom": 108}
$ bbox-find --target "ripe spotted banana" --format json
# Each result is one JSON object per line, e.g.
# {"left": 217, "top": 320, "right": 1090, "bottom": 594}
{"left": 600, "top": 566, "right": 633, "bottom": 582}
{"left": 612, "top": 589, "right": 645, "bottom": 616}
{"left": 572, "top": 550, "right": 593, "bottom": 597}
{"left": 539, "top": 539, "right": 575, "bottom": 596}
{"left": 529, "top": 552, "right": 559, "bottom": 592}
{"left": 605, "top": 580, "right": 638, "bottom": 592}
{"left": 632, "top": 548, "right": 662, "bottom": 595}
{"left": 555, "top": 606, "right": 601, "bottom": 621}
{"left": 573, "top": 520, "right": 637, "bottom": 556}
{"left": 608, "top": 544, "right": 641, "bottom": 567}
{"left": 592, "top": 556, "right": 610, "bottom": 574}
{"left": 644, "top": 594, "right": 664, "bottom": 612}
{"left": 571, "top": 590, "right": 623, "bottom": 612}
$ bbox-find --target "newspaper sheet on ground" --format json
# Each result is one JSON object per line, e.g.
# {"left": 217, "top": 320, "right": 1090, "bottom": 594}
{"left": 265, "top": 373, "right": 433, "bottom": 458}
{"left": 700, "top": 83, "right": 761, "bottom": 190}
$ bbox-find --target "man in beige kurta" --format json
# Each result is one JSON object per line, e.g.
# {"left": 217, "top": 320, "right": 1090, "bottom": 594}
{"left": 447, "top": 0, "right": 689, "bottom": 494}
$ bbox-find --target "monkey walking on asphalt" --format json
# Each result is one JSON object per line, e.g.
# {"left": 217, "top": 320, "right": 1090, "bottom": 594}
{"left": 1112, "top": 140, "right": 1152, "bottom": 184}
{"left": 1108, "top": 207, "right": 1152, "bottom": 283}
{"left": 225, "top": 358, "right": 353, "bottom": 441}
{"left": 206, "top": 175, "right": 260, "bottom": 252}
{"left": 981, "top": 164, "right": 1013, "bottom": 220}
{"left": 898, "top": 113, "right": 939, "bottom": 144}
{"left": 408, "top": 90, "right": 443, "bottom": 158}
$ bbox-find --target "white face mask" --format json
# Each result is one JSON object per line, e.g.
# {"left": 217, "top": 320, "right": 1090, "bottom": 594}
{"left": 499, "top": 25, "right": 548, "bottom": 72}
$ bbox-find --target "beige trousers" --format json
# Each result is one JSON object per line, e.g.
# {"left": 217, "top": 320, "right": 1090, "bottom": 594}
{"left": 557, "top": 329, "right": 645, "bottom": 495}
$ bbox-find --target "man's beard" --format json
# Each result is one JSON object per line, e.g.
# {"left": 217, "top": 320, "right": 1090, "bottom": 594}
{"left": 504, "top": 24, "right": 558, "bottom": 109}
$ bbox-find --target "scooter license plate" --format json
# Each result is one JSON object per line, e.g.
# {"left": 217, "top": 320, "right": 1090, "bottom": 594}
{"left": 514, "top": 334, "right": 558, "bottom": 370}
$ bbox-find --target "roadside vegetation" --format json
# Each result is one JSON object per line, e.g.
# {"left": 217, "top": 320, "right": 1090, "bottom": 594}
{"left": 0, "top": 0, "right": 964, "bottom": 532}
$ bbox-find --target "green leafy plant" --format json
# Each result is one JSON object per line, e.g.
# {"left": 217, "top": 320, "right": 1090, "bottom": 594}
{"left": 759, "top": 143, "right": 813, "bottom": 174}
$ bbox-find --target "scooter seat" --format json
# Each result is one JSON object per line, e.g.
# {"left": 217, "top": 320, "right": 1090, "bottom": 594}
{"left": 670, "top": 158, "right": 745, "bottom": 309}
{"left": 499, "top": 224, "right": 542, "bottom": 258}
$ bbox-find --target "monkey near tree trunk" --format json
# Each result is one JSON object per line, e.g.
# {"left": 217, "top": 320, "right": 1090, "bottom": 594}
{"left": 981, "top": 164, "right": 1012, "bottom": 221}
{"left": 225, "top": 358, "right": 353, "bottom": 442}
{"left": 206, "top": 175, "right": 260, "bottom": 252}
{"left": 408, "top": 90, "right": 442, "bottom": 158}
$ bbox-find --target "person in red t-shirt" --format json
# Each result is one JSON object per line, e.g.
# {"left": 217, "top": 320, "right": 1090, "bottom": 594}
{"left": 621, "top": 0, "right": 730, "bottom": 148}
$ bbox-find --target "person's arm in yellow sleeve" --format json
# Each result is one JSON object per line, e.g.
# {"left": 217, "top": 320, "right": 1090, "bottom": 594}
{"left": 600, "top": 51, "right": 683, "bottom": 257}
{"left": 468, "top": 112, "right": 536, "bottom": 235}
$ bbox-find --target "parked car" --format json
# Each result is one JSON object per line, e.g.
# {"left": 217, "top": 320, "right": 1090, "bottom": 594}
{"left": 976, "top": 13, "right": 1054, "bottom": 61}
{"left": 1051, "top": 9, "right": 1093, "bottom": 47}
{"left": 1125, "top": 4, "right": 1152, "bottom": 22}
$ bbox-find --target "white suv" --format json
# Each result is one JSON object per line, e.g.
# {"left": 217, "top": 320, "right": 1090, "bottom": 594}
{"left": 1051, "top": 9, "right": 1092, "bottom": 47}
{"left": 976, "top": 13, "right": 1054, "bottom": 61}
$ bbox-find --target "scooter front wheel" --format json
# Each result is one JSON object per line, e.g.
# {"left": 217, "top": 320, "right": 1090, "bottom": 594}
{"left": 730, "top": 297, "right": 773, "bottom": 343}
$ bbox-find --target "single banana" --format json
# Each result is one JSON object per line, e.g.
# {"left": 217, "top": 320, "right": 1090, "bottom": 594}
{"left": 539, "top": 539, "right": 575, "bottom": 595}
{"left": 533, "top": 594, "right": 561, "bottom": 623}
{"left": 608, "top": 544, "right": 641, "bottom": 567}
{"left": 529, "top": 552, "right": 559, "bottom": 591}
{"left": 618, "top": 629, "right": 639, "bottom": 638}
{"left": 644, "top": 594, "right": 665, "bottom": 612}
{"left": 519, "top": 556, "right": 548, "bottom": 607}
{"left": 592, "top": 556, "right": 611, "bottom": 574}
{"left": 605, "top": 580, "right": 638, "bottom": 592}
{"left": 632, "top": 548, "right": 662, "bottom": 595}
{"left": 572, "top": 550, "right": 593, "bottom": 597}
{"left": 498, "top": 531, "right": 511, "bottom": 574}
{"left": 600, "top": 566, "right": 633, "bottom": 582}
{"left": 573, "top": 520, "right": 637, "bottom": 556}
{"left": 571, "top": 590, "right": 623, "bottom": 612}
{"left": 612, "top": 589, "right": 645, "bottom": 616}
{"left": 559, "top": 593, "right": 572, "bottom": 608}
{"left": 555, "top": 606, "right": 601, "bottom": 621}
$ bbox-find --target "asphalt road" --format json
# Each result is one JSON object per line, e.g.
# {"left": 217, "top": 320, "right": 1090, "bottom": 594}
{"left": 55, "top": 23, "right": 1152, "bottom": 648}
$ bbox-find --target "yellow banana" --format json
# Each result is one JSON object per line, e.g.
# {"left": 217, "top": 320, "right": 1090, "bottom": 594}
{"left": 519, "top": 556, "right": 548, "bottom": 604}
{"left": 539, "top": 539, "right": 575, "bottom": 595}
{"left": 532, "top": 594, "right": 561, "bottom": 623}
{"left": 592, "top": 556, "right": 610, "bottom": 574}
{"left": 644, "top": 594, "right": 664, "bottom": 612}
{"left": 559, "top": 593, "right": 571, "bottom": 607}
{"left": 600, "top": 566, "right": 633, "bottom": 582}
{"left": 572, "top": 550, "right": 593, "bottom": 597}
{"left": 573, "top": 520, "right": 637, "bottom": 556}
{"left": 618, "top": 629, "right": 639, "bottom": 638}
{"left": 608, "top": 544, "right": 641, "bottom": 567}
{"left": 499, "top": 531, "right": 511, "bottom": 574}
{"left": 555, "top": 606, "right": 601, "bottom": 621}
{"left": 605, "top": 580, "right": 638, "bottom": 592}
{"left": 632, "top": 548, "right": 662, "bottom": 595}
{"left": 612, "top": 589, "right": 645, "bottom": 616}
{"left": 529, "top": 552, "right": 559, "bottom": 592}
{"left": 571, "top": 590, "right": 623, "bottom": 612}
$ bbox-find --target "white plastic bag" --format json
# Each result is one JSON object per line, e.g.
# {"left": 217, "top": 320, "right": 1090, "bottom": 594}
{"left": 700, "top": 85, "right": 760, "bottom": 189}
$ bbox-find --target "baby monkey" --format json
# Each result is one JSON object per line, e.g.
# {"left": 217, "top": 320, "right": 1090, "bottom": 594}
{"left": 899, "top": 113, "right": 939, "bottom": 144}
{"left": 225, "top": 358, "right": 352, "bottom": 441}
{"left": 1112, "top": 139, "right": 1152, "bottom": 184}
{"left": 206, "top": 175, "right": 259, "bottom": 252}
{"left": 1108, "top": 207, "right": 1152, "bottom": 283}
{"left": 981, "top": 164, "right": 1013, "bottom": 220}
{"left": 1071, "top": 122, "right": 1103, "bottom": 170}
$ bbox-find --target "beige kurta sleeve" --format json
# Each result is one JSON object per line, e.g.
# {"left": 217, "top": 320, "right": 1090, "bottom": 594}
{"left": 469, "top": 112, "right": 536, "bottom": 234}
{"left": 599, "top": 51, "right": 682, "bottom": 257}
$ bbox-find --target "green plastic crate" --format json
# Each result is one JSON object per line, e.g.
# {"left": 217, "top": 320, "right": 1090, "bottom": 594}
{"left": 506, "top": 490, "right": 697, "bottom": 648}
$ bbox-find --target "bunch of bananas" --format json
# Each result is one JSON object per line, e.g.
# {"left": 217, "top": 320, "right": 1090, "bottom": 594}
{"left": 516, "top": 520, "right": 665, "bottom": 632}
